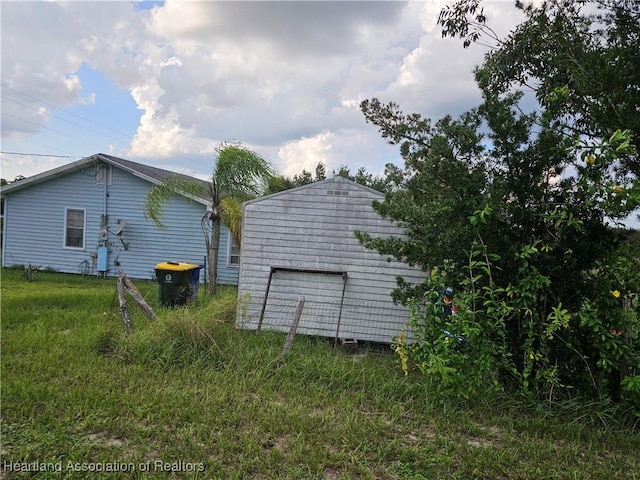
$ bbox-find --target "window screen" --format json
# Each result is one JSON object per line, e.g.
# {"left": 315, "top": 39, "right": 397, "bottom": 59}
{"left": 65, "top": 208, "right": 85, "bottom": 249}
{"left": 229, "top": 234, "right": 240, "bottom": 266}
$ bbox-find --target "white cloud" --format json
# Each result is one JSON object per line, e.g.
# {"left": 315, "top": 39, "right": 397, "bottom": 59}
{"left": 0, "top": 1, "right": 145, "bottom": 142}
{"left": 279, "top": 132, "right": 335, "bottom": 177}
{"left": 1, "top": 0, "right": 535, "bottom": 182}
{"left": 278, "top": 128, "right": 401, "bottom": 179}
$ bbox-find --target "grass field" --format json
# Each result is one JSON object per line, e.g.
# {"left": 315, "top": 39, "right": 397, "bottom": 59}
{"left": 1, "top": 268, "right": 639, "bottom": 479}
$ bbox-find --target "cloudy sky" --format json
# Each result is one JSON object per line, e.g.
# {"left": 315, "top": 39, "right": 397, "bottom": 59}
{"left": 1, "top": 0, "right": 527, "bottom": 182}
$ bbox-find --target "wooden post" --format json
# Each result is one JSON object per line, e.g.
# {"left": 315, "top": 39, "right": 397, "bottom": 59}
{"left": 118, "top": 270, "right": 157, "bottom": 321}
{"left": 25, "top": 263, "right": 39, "bottom": 282}
{"left": 117, "top": 278, "right": 132, "bottom": 335}
{"left": 281, "top": 296, "right": 305, "bottom": 357}
{"left": 333, "top": 272, "right": 348, "bottom": 347}
{"left": 257, "top": 267, "right": 275, "bottom": 331}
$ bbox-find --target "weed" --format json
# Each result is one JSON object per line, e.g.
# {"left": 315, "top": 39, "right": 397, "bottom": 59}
{"left": 1, "top": 269, "right": 639, "bottom": 479}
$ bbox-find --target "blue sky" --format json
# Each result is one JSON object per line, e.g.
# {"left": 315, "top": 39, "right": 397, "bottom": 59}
{"left": 2, "top": 65, "right": 140, "bottom": 158}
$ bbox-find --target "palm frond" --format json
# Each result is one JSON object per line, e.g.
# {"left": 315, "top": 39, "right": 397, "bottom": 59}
{"left": 144, "top": 176, "right": 212, "bottom": 228}
{"left": 214, "top": 142, "right": 276, "bottom": 201}
{"left": 220, "top": 196, "right": 243, "bottom": 243}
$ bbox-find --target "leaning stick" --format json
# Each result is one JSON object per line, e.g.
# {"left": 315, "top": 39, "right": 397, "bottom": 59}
{"left": 118, "top": 270, "right": 157, "bottom": 321}
{"left": 117, "top": 277, "right": 132, "bottom": 335}
{"left": 281, "top": 296, "right": 305, "bottom": 357}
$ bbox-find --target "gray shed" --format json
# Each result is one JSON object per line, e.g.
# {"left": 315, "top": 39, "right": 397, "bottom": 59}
{"left": 236, "top": 176, "right": 425, "bottom": 344}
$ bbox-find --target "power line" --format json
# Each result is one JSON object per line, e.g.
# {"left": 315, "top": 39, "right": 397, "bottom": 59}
{"left": 1, "top": 112, "right": 111, "bottom": 149}
{"left": 0, "top": 151, "right": 95, "bottom": 180}
{"left": 0, "top": 82, "right": 170, "bottom": 158}
{"left": 1, "top": 83, "right": 133, "bottom": 140}
{"left": 0, "top": 151, "right": 75, "bottom": 158}
{"left": 9, "top": 137, "right": 79, "bottom": 158}
{"left": 1, "top": 94, "right": 132, "bottom": 145}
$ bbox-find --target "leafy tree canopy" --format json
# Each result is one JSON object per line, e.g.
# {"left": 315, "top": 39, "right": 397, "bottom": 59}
{"left": 440, "top": 0, "right": 640, "bottom": 177}
{"left": 358, "top": 0, "right": 640, "bottom": 406}
{"left": 0, "top": 175, "right": 26, "bottom": 185}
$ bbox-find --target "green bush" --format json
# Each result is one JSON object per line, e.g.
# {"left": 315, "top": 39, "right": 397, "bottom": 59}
{"left": 396, "top": 235, "right": 640, "bottom": 417}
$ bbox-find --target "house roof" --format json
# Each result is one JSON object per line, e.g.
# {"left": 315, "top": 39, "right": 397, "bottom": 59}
{"left": 0, "top": 153, "right": 211, "bottom": 205}
{"left": 242, "top": 175, "right": 384, "bottom": 207}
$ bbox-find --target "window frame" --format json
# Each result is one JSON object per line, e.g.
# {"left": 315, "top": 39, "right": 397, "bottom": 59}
{"left": 64, "top": 208, "right": 86, "bottom": 250}
{"left": 227, "top": 231, "right": 240, "bottom": 268}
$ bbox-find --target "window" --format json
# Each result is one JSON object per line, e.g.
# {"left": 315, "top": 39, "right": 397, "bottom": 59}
{"left": 228, "top": 233, "right": 240, "bottom": 267}
{"left": 65, "top": 208, "right": 85, "bottom": 249}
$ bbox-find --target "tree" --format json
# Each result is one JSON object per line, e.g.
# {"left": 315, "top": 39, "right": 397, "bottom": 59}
{"left": 357, "top": 100, "right": 488, "bottom": 287}
{"left": 332, "top": 164, "right": 398, "bottom": 193}
{"left": 315, "top": 162, "right": 326, "bottom": 181}
{"left": 264, "top": 162, "right": 397, "bottom": 194}
{"left": 264, "top": 174, "right": 295, "bottom": 194}
{"left": 144, "top": 143, "right": 274, "bottom": 295}
{"left": 292, "top": 169, "right": 314, "bottom": 187}
{"left": 439, "top": 0, "right": 640, "bottom": 179}
{"left": 264, "top": 162, "right": 326, "bottom": 195}
{"left": 360, "top": 101, "right": 639, "bottom": 403}
{"left": 357, "top": 0, "right": 640, "bottom": 404}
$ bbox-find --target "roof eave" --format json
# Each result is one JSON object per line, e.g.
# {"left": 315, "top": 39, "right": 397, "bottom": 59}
{"left": 0, "top": 155, "right": 97, "bottom": 194}
{"left": 95, "top": 154, "right": 210, "bottom": 206}
{"left": 0, "top": 153, "right": 210, "bottom": 206}
{"left": 242, "top": 176, "right": 384, "bottom": 208}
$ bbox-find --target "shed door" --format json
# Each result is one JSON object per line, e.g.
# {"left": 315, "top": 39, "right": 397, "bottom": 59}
{"left": 261, "top": 270, "right": 345, "bottom": 339}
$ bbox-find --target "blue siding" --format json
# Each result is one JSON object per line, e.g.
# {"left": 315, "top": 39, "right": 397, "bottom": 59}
{"left": 3, "top": 167, "right": 104, "bottom": 274}
{"left": 2, "top": 161, "right": 238, "bottom": 285}
{"left": 217, "top": 229, "right": 240, "bottom": 285}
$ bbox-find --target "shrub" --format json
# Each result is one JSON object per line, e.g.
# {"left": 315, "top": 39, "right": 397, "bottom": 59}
{"left": 396, "top": 236, "right": 640, "bottom": 417}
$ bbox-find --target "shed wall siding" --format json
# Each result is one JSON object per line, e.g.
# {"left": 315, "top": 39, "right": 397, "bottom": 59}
{"left": 237, "top": 178, "right": 425, "bottom": 343}
{"left": 2, "top": 163, "right": 238, "bottom": 285}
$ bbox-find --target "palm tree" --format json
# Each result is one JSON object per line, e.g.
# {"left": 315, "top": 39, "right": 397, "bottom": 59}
{"left": 144, "top": 143, "right": 275, "bottom": 295}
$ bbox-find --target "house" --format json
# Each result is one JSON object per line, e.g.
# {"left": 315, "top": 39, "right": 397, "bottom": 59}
{"left": 1, "top": 153, "right": 240, "bottom": 285}
{"left": 236, "top": 176, "right": 425, "bottom": 344}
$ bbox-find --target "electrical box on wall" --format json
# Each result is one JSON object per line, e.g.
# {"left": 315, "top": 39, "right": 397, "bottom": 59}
{"left": 97, "top": 246, "right": 108, "bottom": 272}
{"left": 96, "top": 164, "right": 112, "bottom": 185}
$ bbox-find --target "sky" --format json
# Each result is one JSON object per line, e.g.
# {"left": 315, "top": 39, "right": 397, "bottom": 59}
{"left": 0, "top": 0, "right": 534, "bottom": 183}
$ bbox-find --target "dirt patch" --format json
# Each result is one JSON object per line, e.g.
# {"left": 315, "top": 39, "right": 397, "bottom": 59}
{"left": 402, "top": 427, "right": 437, "bottom": 445}
{"left": 466, "top": 436, "right": 502, "bottom": 448}
{"left": 86, "top": 432, "right": 125, "bottom": 448}
{"left": 323, "top": 467, "right": 341, "bottom": 479}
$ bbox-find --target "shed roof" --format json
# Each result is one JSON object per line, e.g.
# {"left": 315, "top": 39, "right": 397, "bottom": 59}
{"left": 0, "top": 153, "right": 211, "bottom": 205}
{"left": 243, "top": 175, "right": 383, "bottom": 207}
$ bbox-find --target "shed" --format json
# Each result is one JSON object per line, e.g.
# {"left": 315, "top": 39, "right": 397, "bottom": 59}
{"left": 1, "top": 153, "right": 240, "bottom": 285}
{"left": 236, "top": 176, "right": 425, "bottom": 344}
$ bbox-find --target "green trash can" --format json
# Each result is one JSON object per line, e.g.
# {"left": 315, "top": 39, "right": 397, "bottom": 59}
{"left": 155, "top": 262, "right": 202, "bottom": 307}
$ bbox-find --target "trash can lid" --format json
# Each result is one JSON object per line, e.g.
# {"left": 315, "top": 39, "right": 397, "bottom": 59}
{"left": 155, "top": 261, "right": 200, "bottom": 271}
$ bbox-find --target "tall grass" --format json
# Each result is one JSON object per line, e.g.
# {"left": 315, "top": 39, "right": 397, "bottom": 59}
{"left": 1, "top": 268, "right": 639, "bottom": 479}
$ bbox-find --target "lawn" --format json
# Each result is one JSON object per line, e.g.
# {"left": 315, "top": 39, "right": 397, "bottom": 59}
{"left": 1, "top": 268, "right": 638, "bottom": 479}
